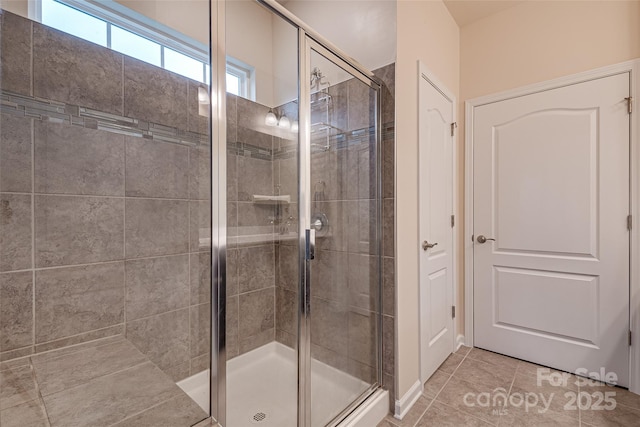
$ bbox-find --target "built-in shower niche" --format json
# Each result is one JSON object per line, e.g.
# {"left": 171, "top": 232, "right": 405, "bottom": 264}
{"left": 0, "top": 9, "right": 211, "bottom": 426}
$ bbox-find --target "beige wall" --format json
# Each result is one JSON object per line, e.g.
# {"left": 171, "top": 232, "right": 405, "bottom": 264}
{"left": 395, "top": 0, "right": 459, "bottom": 400}
{"left": 458, "top": 1, "right": 640, "bottom": 346}
{"left": 461, "top": 0, "right": 640, "bottom": 101}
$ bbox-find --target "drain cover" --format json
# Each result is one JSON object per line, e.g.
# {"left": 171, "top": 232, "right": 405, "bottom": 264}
{"left": 251, "top": 412, "right": 267, "bottom": 423}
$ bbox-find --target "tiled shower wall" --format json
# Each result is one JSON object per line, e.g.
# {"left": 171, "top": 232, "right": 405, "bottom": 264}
{"left": 0, "top": 11, "right": 211, "bottom": 381}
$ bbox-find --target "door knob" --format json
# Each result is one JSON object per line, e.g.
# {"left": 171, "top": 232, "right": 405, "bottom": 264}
{"left": 476, "top": 235, "right": 496, "bottom": 244}
{"left": 422, "top": 240, "right": 438, "bottom": 250}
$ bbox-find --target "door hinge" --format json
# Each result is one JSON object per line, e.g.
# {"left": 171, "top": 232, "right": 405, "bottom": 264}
{"left": 450, "top": 122, "right": 457, "bottom": 137}
{"left": 626, "top": 97, "right": 633, "bottom": 114}
{"left": 629, "top": 330, "right": 632, "bottom": 346}
{"left": 628, "top": 215, "right": 633, "bottom": 231}
{"left": 451, "top": 214, "right": 455, "bottom": 228}
{"left": 452, "top": 306, "right": 456, "bottom": 319}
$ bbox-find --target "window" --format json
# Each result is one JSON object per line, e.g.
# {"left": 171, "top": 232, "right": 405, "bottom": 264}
{"left": 37, "top": 0, "right": 253, "bottom": 95}
{"left": 226, "top": 59, "right": 254, "bottom": 99}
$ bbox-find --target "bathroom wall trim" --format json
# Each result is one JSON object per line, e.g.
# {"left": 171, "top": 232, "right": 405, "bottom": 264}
{"left": 393, "top": 379, "right": 423, "bottom": 419}
{"left": 464, "top": 58, "right": 640, "bottom": 395}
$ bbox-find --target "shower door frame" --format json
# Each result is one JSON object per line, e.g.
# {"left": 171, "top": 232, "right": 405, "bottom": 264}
{"left": 211, "top": 1, "right": 384, "bottom": 425}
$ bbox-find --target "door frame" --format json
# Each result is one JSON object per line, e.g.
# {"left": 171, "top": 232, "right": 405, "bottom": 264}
{"left": 417, "top": 60, "right": 459, "bottom": 384}
{"left": 464, "top": 59, "right": 640, "bottom": 394}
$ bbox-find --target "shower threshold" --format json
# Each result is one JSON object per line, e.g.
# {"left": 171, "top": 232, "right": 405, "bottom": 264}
{"left": 178, "top": 342, "right": 387, "bottom": 426}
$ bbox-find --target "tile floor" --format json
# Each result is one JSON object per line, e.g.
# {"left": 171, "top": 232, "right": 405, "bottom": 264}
{"left": 0, "top": 336, "right": 209, "bottom": 427}
{"left": 378, "top": 346, "right": 640, "bottom": 427}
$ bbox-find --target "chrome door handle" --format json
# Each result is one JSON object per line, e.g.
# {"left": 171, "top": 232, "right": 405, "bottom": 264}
{"left": 422, "top": 240, "right": 438, "bottom": 251}
{"left": 476, "top": 235, "right": 496, "bottom": 244}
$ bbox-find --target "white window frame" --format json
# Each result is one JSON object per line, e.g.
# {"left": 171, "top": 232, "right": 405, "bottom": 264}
{"left": 29, "top": 0, "right": 253, "bottom": 93}
{"left": 226, "top": 57, "right": 255, "bottom": 100}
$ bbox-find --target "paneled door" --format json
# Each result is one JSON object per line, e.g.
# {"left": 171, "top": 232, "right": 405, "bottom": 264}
{"left": 418, "top": 66, "right": 456, "bottom": 383}
{"left": 473, "top": 73, "right": 630, "bottom": 385}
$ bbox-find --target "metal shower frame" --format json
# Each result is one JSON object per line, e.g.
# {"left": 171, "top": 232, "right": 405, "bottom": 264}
{"left": 210, "top": 1, "right": 384, "bottom": 425}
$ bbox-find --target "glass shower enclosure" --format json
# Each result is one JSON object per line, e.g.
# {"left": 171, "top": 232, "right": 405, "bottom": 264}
{"left": 217, "top": 0, "right": 384, "bottom": 425}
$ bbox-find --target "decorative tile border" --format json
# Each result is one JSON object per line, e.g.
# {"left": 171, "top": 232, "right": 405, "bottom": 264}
{"left": 1, "top": 90, "right": 208, "bottom": 147}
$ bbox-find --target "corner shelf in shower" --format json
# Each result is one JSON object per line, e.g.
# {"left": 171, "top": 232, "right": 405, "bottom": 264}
{"left": 251, "top": 194, "right": 291, "bottom": 204}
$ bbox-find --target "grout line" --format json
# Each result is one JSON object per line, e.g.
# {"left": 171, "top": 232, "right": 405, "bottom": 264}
{"left": 33, "top": 324, "right": 125, "bottom": 351}
{"left": 31, "top": 113, "right": 36, "bottom": 358}
{"left": 28, "top": 356, "right": 53, "bottom": 427}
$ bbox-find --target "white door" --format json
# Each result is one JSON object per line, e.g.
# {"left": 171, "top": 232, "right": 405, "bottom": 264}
{"left": 473, "top": 73, "right": 630, "bottom": 386}
{"left": 419, "top": 67, "right": 455, "bottom": 383}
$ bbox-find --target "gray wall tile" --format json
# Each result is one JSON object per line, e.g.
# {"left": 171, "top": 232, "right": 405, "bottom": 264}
{"left": 34, "top": 324, "right": 123, "bottom": 354}
{"left": 237, "top": 244, "right": 275, "bottom": 294}
{"left": 190, "top": 303, "right": 210, "bottom": 358}
{"left": 239, "top": 328, "right": 274, "bottom": 355}
{"left": 125, "top": 137, "right": 189, "bottom": 199}
{"left": 310, "top": 249, "right": 348, "bottom": 303}
{"left": 42, "top": 362, "right": 180, "bottom": 427}
{"left": 34, "top": 121, "right": 125, "bottom": 196}
{"left": 33, "top": 24, "right": 123, "bottom": 114}
{"left": 125, "top": 309, "right": 190, "bottom": 379}
{"left": 348, "top": 310, "right": 376, "bottom": 366}
{"left": 0, "top": 272, "right": 33, "bottom": 353}
{"left": 35, "top": 195, "right": 124, "bottom": 267}
{"left": 189, "top": 143, "right": 211, "bottom": 200}
{"left": 1, "top": 12, "right": 31, "bottom": 96}
{"left": 0, "top": 194, "right": 32, "bottom": 272}
{"left": 238, "top": 287, "right": 274, "bottom": 338}
{"left": 237, "top": 156, "right": 273, "bottom": 202}
{"left": 125, "top": 255, "right": 189, "bottom": 321}
{"left": 124, "top": 57, "right": 187, "bottom": 129}
{"left": 190, "top": 252, "right": 211, "bottom": 305}
{"left": 276, "top": 244, "right": 297, "bottom": 292}
{"left": 190, "top": 200, "right": 211, "bottom": 252}
{"left": 112, "top": 393, "right": 207, "bottom": 427}
{"left": 125, "top": 198, "right": 189, "bottom": 258}
{"left": 0, "top": 398, "right": 49, "bottom": 427}
{"left": 382, "top": 257, "right": 395, "bottom": 316}
{"left": 382, "top": 198, "right": 394, "bottom": 258}
{"left": 226, "top": 295, "right": 239, "bottom": 359}
{"left": 347, "top": 77, "right": 375, "bottom": 132}
{"left": 187, "top": 81, "right": 210, "bottom": 135}
{"left": 0, "top": 115, "right": 32, "bottom": 193}
{"left": 310, "top": 297, "right": 347, "bottom": 354}
{"left": 31, "top": 338, "right": 146, "bottom": 397}
{"left": 275, "top": 287, "right": 296, "bottom": 336}
{"left": 35, "top": 262, "right": 124, "bottom": 343}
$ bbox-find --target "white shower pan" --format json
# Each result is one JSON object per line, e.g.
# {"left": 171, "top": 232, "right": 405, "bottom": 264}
{"left": 178, "top": 342, "right": 388, "bottom": 427}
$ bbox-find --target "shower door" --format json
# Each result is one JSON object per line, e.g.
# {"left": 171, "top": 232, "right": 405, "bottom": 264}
{"left": 299, "top": 36, "right": 382, "bottom": 427}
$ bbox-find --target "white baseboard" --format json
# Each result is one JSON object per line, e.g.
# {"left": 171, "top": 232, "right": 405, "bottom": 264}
{"left": 456, "top": 334, "right": 467, "bottom": 351}
{"left": 394, "top": 379, "right": 423, "bottom": 419}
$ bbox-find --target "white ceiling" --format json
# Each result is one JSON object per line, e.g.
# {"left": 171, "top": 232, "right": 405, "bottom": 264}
{"left": 443, "top": 0, "right": 523, "bottom": 27}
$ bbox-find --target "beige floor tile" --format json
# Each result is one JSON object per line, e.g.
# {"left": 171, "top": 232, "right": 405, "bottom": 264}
{"left": 438, "top": 353, "right": 465, "bottom": 375}
{"left": 416, "top": 401, "right": 494, "bottom": 426}
{"left": 499, "top": 404, "right": 579, "bottom": 426}
{"left": 455, "top": 345, "right": 472, "bottom": 357}
{"left": 467, "top": 348, "right": 520, "bottom": 370}
{"left": 423, "top": 370, "right": 451, "bottom": 398}
{"left": 515, "top": 361, "right": 579, "bottom": 391}
{"left": 510, "top": 374, "right": 579, "bottom": 417}
{"left": 383, "top": 395, "right": 431, "bottom": 427}
{"left": 580, "top": 402, "right": 640, "bottom": 426}
{"left": 377, "top": 419, "right": 399, "bottom": 427}
{"left": 453, "top": 357, "right": 516, "bottom": 390}
{"left": 435, "top": 375, "right": 504, "bottom": 425}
